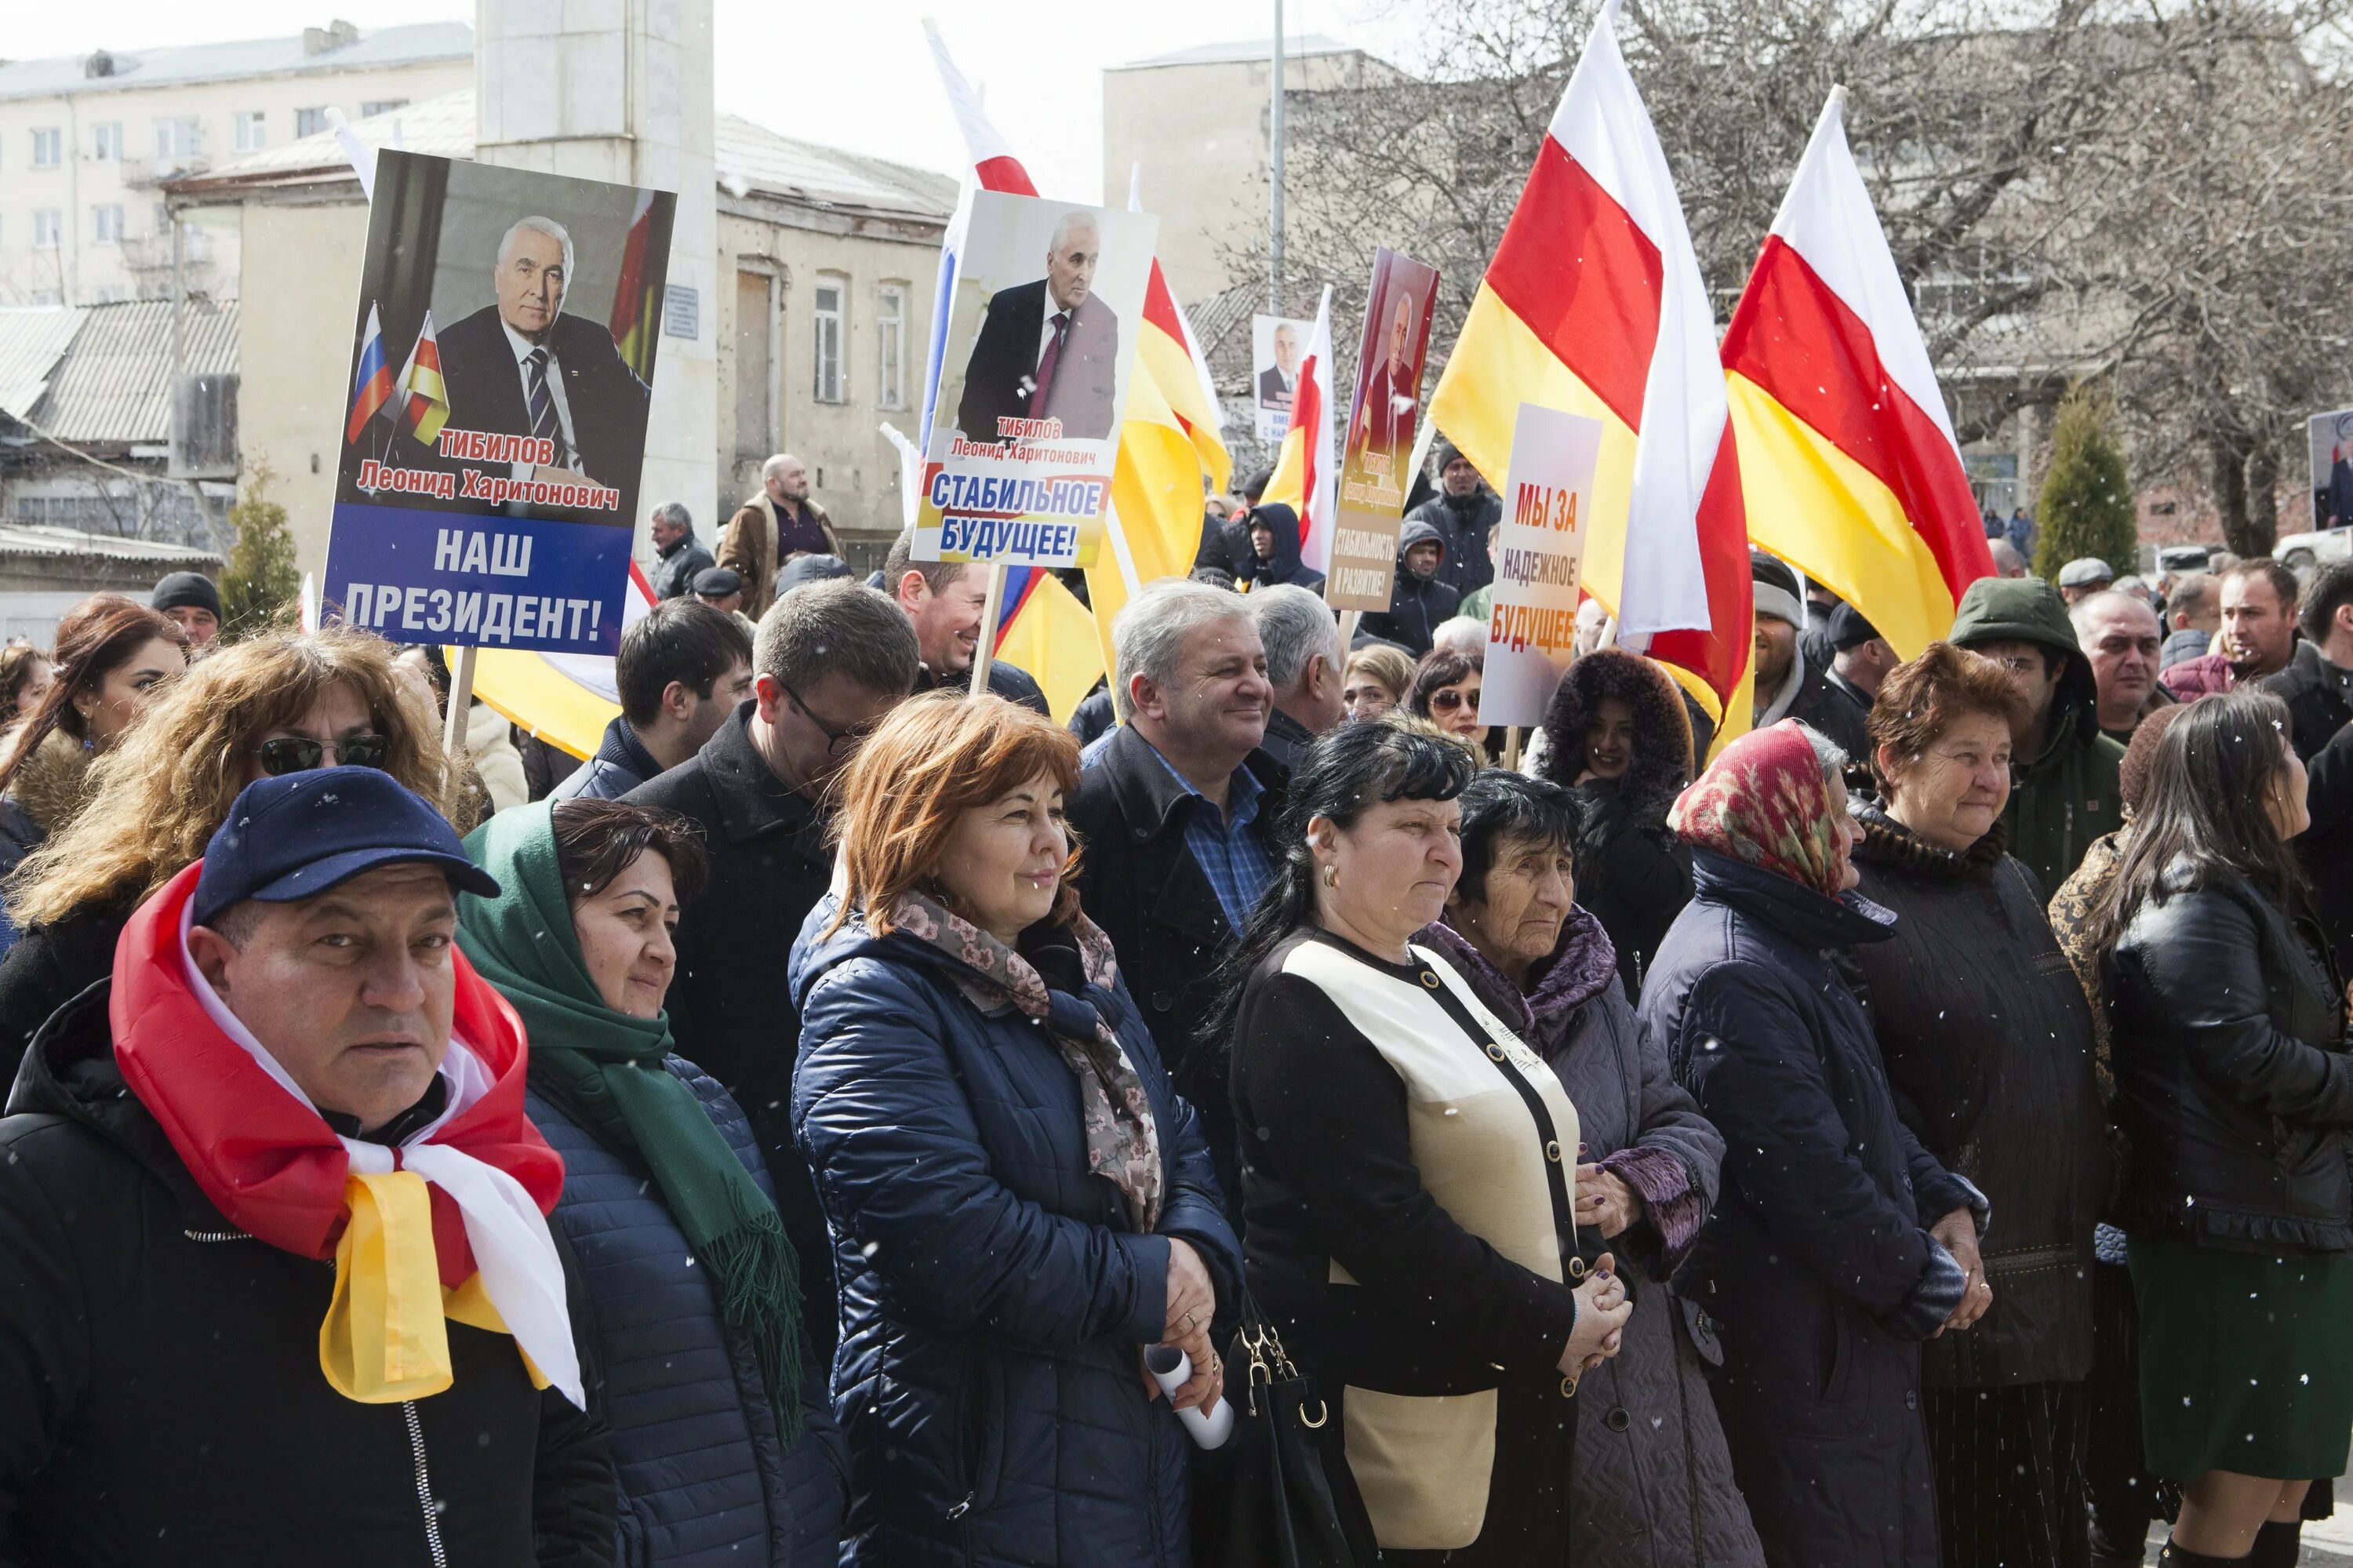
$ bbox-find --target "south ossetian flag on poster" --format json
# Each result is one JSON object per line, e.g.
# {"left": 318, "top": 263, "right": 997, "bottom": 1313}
{"left": 1719, "top": 87, "right": 1995, "bottom": 659}
{"left": 1261, "top": 286, "right": 1338, "bottom": 577}
{"left": 1426, "top": 0, "right": 1751, "bottom": 726}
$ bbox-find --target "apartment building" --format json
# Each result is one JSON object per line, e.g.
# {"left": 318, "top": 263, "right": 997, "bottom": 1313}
{"left": 0, "top": 20, "right": 469, "bottom": 308}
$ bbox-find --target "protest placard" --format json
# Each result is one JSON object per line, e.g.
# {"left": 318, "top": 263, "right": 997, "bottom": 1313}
{"left": 1252, "top": 313, "right": 1314, "bottom": 443}
{"left": 1326, "top": 248, "right": 1439, "bottom": 612}
{"left": 1481, "top": 402, "right": 1606, "bottom": 728}
{"left": 325, "top": 150, "right": 675, "bottom": 656}
{"left": 916, "top": 191, "right": 1157, "bottom": 570}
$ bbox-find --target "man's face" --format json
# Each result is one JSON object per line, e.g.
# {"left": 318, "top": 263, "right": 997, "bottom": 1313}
{"left": 1753, "top": 613, "right": 1798, "bottom": 689}
{"left": 680, "top": 658, "right": 754, "bottom": 754}
{"left": 698, "top": 590, "right": 744, "bottom": 617}
{"left": 1442, "top": 457, "right": 1479, "bottom": 498}
{"left": 2078, "top": 597, "right": 2162, "bottom": 713}
{"left": 753, "top": 670, "right": 904, "bottom": 790}
{"left": 765, "top": 459, "right": 809, "bottom": 505}
{"left": 1132, "top": 615, "right": 1271, "bottom": 762}
{"left": 1250, "top": 523, "right": 1276, "bottom": 562}
{"left": 1273, "top": 325, "right": 1299, "bottom": 374}
{"left": 901, "top": 564, "right": 989, "bottom": 675}
{"left": 2222, "top": 573, "right": 2296, "bottom": 675}
{"left": 189, "top": 864, "right": 456, "bottom": 1134}
{"left": 1387, "top": 298, "right": 1412, "bottom": 371}
{"left": 1404, "top": 540, "right": 1442, "bottom": 580}
{"left": 1046, "top": 220, "right": 1100, "bottom": 314}
{"left": 1972, "top": 638, "right": 2065, "bottom": 725}
{"left": 650, "top": 513, "right": 686, "bottom": 551}
{"left": 164, "top": 605, "right": 219, "bottom": 646}
{"left": 494, "top": 226, "right": 568, "bottom": 341}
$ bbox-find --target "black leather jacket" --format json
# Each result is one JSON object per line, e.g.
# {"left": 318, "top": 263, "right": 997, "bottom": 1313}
{"left": 2102, "top": 866, "right": 2353, "bottom": 1253}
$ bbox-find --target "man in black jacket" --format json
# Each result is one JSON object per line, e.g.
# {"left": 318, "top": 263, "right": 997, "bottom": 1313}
{"left": 0, "top": 768, "right": 613, "bottom": 1566}
{"left": 624, "top": 578, "right": 918, "bottom": 1356}
{"left": 553, "top": 598, "right": 752, "bottom": 800}
{"left": 1358, "top": 519, "right": 1460, "bottom": 659}
{"left": 879, "top": 532, "right": 1049, "bottom": 714}
{"left": 1406, "top": 440, "right": 1500, "bottom": 598}
{"left": 1069, "top": 580, "right": 1285, "bottom": 1221}
{"left": 1750, "top": 549, "right": 1869, "bottom": 759}
{"left": 647, "top": 502, "right": 715, "bottom": 600}
{"left": 2265, "top": 558, "right": 2353, "bottom": 760}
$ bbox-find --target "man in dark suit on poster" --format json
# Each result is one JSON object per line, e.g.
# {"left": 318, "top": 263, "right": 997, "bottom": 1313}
{"left": 956, "top": 211, "right": 1121, "bottom": 442}
{"left": 433, "top": 216, "right": 651, "bottom": 517}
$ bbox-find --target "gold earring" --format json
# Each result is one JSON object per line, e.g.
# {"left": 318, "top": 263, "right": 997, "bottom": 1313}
{"left": 1320, "top": 864, "right": 1337, "bottom": 889}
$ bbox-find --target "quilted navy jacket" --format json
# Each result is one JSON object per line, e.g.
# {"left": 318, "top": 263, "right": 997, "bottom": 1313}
{"left": 528, "top": 1057, "right": 848, "bottom": 1568}
{"left": 788, "top": 900, "right": 1244, "bottom": 1568}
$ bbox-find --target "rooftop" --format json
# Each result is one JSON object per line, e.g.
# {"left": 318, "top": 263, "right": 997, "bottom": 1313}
{"left": 0, "top": 308, "right": 88, "bottom": 424}
{"left": 0, "top": 297, "right": 238, "bottom": 446}
{"left": 0, "top": 523, "right": 221, "bottom": 569}
{"left": 0, "top": 21, "right": 471, "bottom": 103}
{"left": 1117, "top": 35, "right": 1360, "bottom": 69}
{"left": 169, "top": 89, "right": 958, "bottom": 223}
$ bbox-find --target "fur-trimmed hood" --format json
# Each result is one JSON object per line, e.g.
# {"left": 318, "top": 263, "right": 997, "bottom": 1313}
{"left": 5, "top": 726, "right": 96, "bottom": 838}
{"left": 1536, "top": 647, "right": 1695, "bottom": 824}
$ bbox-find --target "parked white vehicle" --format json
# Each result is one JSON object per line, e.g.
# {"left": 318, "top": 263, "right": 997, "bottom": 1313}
{"left": 2275, "top": 526, "right": 2353, "bottom": 570}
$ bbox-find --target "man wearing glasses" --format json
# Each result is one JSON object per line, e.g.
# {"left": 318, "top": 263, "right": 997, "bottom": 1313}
{"left": 624, "top": 578, "right": 918, "bottom": 1358}
{"left": 1947, "top": 574, "right": 2126, "bottom": 896}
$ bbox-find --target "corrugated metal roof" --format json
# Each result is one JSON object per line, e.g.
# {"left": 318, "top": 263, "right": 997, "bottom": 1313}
{"left": 21, "top": 298, "right": 238, "bottom": 446}
{"left": 0, "top": 308, "right": 87, "bottom": 423}
{"left": 0, "top": 523, "right": 220, "bottom": 568}
{"left": 1118, "top": 35, "right": 1358, "bottom": 69}
{"left": 0, "top": 23, "right": 471, "bottom": 103}
{"left": 176, "top": 88, "right": 957, "bottom": 222}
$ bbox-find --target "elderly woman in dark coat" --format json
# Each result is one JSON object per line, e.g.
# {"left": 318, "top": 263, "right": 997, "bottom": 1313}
{"left": 1640, "top": 719, "right": 1991, "bottom": 1568}
{"left": 1846, "top": 643, "right": 2105, "bottom": 1568}
{"left": 1420, "top": 770, "right": 1762, "bottom": 1567}
{"left": 1537, "top": 648, "right": 1695, "bottom": 992}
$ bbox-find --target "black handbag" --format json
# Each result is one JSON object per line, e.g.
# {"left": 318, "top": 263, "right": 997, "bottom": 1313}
{"left": 1195, "top": 1293, "right": 1380, "bottom": 1568}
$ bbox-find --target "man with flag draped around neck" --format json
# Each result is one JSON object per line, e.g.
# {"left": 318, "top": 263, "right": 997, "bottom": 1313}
{"left": 0, "top": 766, "right": 614, "bottom": 1566}
{"left": 458, "top": 798, "right": 843, "bottom": 1566}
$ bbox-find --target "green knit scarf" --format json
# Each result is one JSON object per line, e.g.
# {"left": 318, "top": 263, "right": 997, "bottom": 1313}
{"left": 458, "top": 801, "right": 802, "bottom": 1439}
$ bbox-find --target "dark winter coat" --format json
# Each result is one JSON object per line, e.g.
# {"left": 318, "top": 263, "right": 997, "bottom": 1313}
{"left": 2262, "top": 639, "right": 2353, "bottom": 761}
{"left": 1237, "top": 501, "right": 1326, "bottom": 594}
{"left": 624, "top": 703, "right": 840, "bottom": 1355}
{"left": 0, "top": 981, "right": 616, "bottom": 1567}
{"left": 1066, "top": 722, "right": 1286, "bottom": 1223}
{"left": 2101, "top": 864, "right": 2353, "bottom": 1254}
{"left": 0, "top": 889, "right": 135, "bottom": 1098}
{"left": 553, "top": 714, "right": 664, "bottom": 802}
{"left": 529, "top": 1059, "right": 847, "bottom": 1566}
{"left": 909, "top": 658, "right": 1050, "bottom": 717}
{"left": 1419, "top": 915, "right": 1763, "bottom": 1568}
{"left": 1950, "top": 577, "right": 2126, "bottom": 897}
{"left": 1358, "top": 518, "right": 1462, "bottom": 658}
{"left": 1776, "top": 660, "right": 1871, "bottom": 759}
{"left": 1537, "top": 649, "right": 1696, "bottom": 993}
{"left": 1408, "top": 487, "right": 1501, "bottom": 598}
{"left": 2300, "top": 720, "right": 2353, "bottom": 975}
{"left": 652, "top": 534, "right": 718, "bottom": 601}
{"left": 1847, "top": 806, "right": 2103, "bottom": 1389}
{"left": 788, "top": 902, "right": 1244, "bottom": 1568}
{"left": 1641, "top": 850, "right": 1982, "bottom": 1568}
{"left": 1067, "top": 687, "right": 1118, "bottom": 748}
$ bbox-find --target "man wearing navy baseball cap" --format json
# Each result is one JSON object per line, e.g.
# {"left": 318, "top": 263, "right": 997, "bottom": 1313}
{"left": 0, "top": 766, "right": 615, "bottom": 1564}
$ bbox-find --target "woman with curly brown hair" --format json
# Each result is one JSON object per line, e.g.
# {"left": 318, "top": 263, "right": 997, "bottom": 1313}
{"left": 1537, "top": 648, "right": 1696, "bottom": 992}
{"left": 0, "top": 624, "right": 459, "bottom": 1083}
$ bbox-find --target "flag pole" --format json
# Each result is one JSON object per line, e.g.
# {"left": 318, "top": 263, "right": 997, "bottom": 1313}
{"left": 1271, "top": 0, "right": 1286, "bottom": 312}
{"left": 442, "top": 644, "right": 478, "bottom": 794}
{"left": 970, "top": 563, "right": 1006, "bottom": 696}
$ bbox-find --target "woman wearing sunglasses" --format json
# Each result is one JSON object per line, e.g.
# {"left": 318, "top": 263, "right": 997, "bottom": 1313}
{"left": 0, "top": 624, "right": 459, "bottom": 1087}
{"left": 1409, "top": 648, "right": 1486, "bottom": 745}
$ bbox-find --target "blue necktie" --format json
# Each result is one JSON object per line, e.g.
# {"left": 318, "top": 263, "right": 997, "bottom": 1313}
{"left": 525, "top": 347, "right": 568, "bottom": 467}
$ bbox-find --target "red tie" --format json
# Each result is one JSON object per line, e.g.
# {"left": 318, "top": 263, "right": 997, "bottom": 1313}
{"left": 1031, "top": 311, "right": 1070, "bottom": 416}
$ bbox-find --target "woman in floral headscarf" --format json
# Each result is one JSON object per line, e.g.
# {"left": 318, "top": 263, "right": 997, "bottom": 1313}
{"left": 1635, "top": 719, "right": 1991, "bottom": 1568}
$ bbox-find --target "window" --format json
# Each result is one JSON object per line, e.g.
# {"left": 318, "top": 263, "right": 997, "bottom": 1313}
{"left": 155, "top": 118, "right": 199, "bottom": 160}
{"left": 876, "top": 283, "right": 907, "bottom": 410}
{"left": 295, "top": 107, "right": 329, "bottom": 139}
{"left": 734, "top": 271, "right": 774, "bottom": 458}
{"left": 359, "top": 98, "right": 409, "bottom": 118}
{"left": 93, "top": 205, "right": 123, "bottom": 244}
{"left": 32, "top": 209, "right": 61, "bottom": 250}
{"left": 32, "top": 128, "right": 61, "bottom": 168}
{"left": 813, "top": 277, "right": 846, "bottom": 404}
{"left": 92, "top": 122, "right": 122, "bottom": 162}
{"left": 234, "top": 111, "right": 266, "bottom": 151}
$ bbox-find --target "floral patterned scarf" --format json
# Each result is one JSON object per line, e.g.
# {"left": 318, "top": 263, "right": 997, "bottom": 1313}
{"left": 1668, "top": 719, "right": 1848, "bottom": 899}
{"left": 889, "top": 893, "right": 1164, "bottom": 1231}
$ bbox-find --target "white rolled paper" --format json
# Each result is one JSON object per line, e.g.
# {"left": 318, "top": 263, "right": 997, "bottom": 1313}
{"left": 1144, "top": 1344, "right": 1233, "bottom": 1450}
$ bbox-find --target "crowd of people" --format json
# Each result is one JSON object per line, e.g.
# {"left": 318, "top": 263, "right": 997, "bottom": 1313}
{"left": 0, "top": 459, "right": 2349, "bottom": 1568}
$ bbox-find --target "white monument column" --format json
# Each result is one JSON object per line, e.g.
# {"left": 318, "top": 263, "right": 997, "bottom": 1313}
{"left": 475, "top": 0, "right": 718, "bottom": 548}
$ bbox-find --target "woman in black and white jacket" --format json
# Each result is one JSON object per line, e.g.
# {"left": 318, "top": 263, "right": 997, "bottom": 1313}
{"left": 1212, "top": 721, "right": 1632, "bottom": 1566}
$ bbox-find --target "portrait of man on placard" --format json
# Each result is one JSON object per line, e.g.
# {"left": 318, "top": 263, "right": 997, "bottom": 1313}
{"left": 955, "top": 210, "right": 1123, "bottom": 442}
{"left": 1349, "top": 286, "right": 1424, "bottom": 464}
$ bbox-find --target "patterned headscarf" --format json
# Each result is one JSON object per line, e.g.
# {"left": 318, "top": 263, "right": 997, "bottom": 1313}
{"left": 889, "top": 893, "right": 1164, "bottom": 1231}
{"left": 1669, "top": 719, "right": 1849, "bottom": 899}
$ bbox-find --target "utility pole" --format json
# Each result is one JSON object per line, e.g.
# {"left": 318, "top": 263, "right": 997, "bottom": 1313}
{"left": 1270, "top": 0, "right": 1285, "bottom": 314}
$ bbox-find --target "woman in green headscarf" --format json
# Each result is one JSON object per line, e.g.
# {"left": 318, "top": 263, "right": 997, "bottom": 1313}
{"left": 459, "top": 796, "right": 843, "bottom": 1566}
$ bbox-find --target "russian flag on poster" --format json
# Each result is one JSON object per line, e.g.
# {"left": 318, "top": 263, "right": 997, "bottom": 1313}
{"left": 345, "top": 302, "right": 395, "bottom": 444}
{"left": 395, "top": 310, "right": 451, "bottom": 446}
{"left": 1424, "top": 0, "right": 1750, "bottom": 720}
{"left": 1262, "top": 287, "right": 1338, "bottom": 575}
{"left": 1720, "top": 88, "right": 1994, "bottom": 660}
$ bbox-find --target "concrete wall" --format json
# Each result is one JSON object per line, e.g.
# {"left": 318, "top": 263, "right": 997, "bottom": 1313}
{"left": 0, "top": 57, "right": 467, "bottom": 307}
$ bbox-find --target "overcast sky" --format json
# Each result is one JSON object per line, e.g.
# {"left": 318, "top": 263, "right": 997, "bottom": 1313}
{"left": 13, "top": 2, "right": 1419, "bottom": 202}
